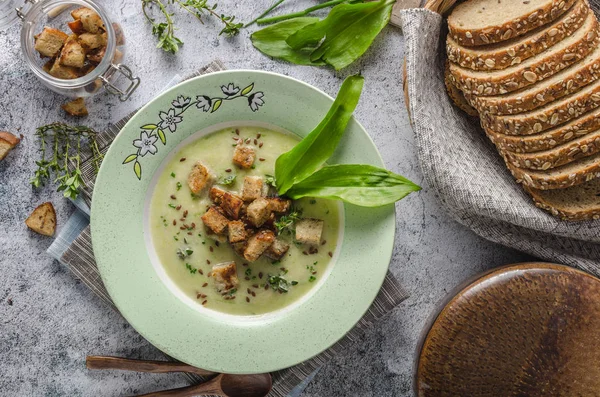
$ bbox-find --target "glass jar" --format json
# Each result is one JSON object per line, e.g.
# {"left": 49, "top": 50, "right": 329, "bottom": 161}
{"left": 3, "top": 0, "right": 139, "bottom": 101}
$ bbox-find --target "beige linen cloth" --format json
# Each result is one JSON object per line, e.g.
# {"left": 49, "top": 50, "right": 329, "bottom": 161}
{"left": 399, "top": 6, "right": 600, "bottom": 273}
{"left": 57, "top": 60, "right": 409, "bottom": 396}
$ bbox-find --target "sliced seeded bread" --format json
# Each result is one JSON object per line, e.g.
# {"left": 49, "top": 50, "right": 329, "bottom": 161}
{"left": 446, "top": 0, "right": 590, "bottom": 71}
{"left": 471, "top": 43, "right": 600, "bottom": 115}
{"left": 482, "top": 71, "right": 600, "bottom": 135}
{"left": 449, "top": 13, "right": 599, "bottom": 96}
{"left": 505, "top": 150, "right": 600, "bottom": 189}
{"left": 444, "top": 62, "right": 478, "bottom": 117}
{"left": 524, "top": 178, "right": 600, "bottom": 220}
{"left": 448, "top": 0, "right": 577, "bottom": 46}
{"left": 486, "top": 105, "right": 600, "bottom": 152}
{"left": 502, "top": 128, "right": 600, "bottom": 170}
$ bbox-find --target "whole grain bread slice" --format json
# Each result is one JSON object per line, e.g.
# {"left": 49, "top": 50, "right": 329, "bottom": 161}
{"left": 449, "top": 13, "right": 599, "bottom": 96}
{"left": 505, "top": 150, "right": 600, "bottom": 189}
{"left": 502, "top": 128, "right": 600, "bottom": 170}
{"left": 444, "top": 62, "right": 478, "bottom": 116}
{"left": 471, "top": 41, "right": 600, "bottom": 115}
{"left": 482, "top": 70, "right": 600, "bottom": 135}
{"left": 486, "top": 106, "right": 600, "bottom": 152}
{"left": 447, "top": 0, "right": 590, "bottom": 71}
{"left": 448, "top": 0, "right": 577, "bottom": 46}
{"left": 524, "top": 178, "right": 600, "bottom": 220}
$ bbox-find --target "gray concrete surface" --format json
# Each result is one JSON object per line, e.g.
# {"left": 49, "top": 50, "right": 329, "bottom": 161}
{"left": 0, "top": 1, "right": 533, "bottom": 395}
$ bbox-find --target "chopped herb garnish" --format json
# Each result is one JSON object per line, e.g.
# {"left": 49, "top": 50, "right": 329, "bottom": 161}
{"left": 274, "top": 208, "right": 302, "bottom": 235}
{"left": 176, "top": 182, "right": 182, "bottom": 191}
{"left": 271, "top": 260, "right": 280, "bottom": 265}
{"left": 185, "top": 263, "right": 197, "bottom": 274}
{"left": 309, "top": 276, "right": 316, "bottom": 282}
{"left": 168, "top": 204, "right": 176, "bottom": 209}
{"left": 228, "top": 288, "right": 237, "bottom": 295}
{"left": 313, "top": 261, "right": 318, "bottom": 265}
{"left": 176, "top": 247, "right": 193, "bottom": 259}
{"left": 291, "top": 281, "right": 298, "bottom": 286}
{"left": 221, "top": 175, "right": 236, "bottom": 186}
{"left": 251, "top": 164, "right": 256, "bottom": 169}
{"left": 173, "top": 236, "right": 179, "bottom": 241}
{"left": 184, "top": 238, "right": 188, "bottom": 244}
{"left": 245, "top": 268, "right": 252, "bottom": 276}
{"left": 309, "top": 199, "right": 316, "bottom": 204}
{"left": 170, "top": 172, "right": 176, "bottom": 178}
{"left": 268, "top": 274, "right": 293, "bottom": 293}
{"left": 202, "top": 241, "right": 206, "bottom": 245}
{"left": 265, "top": 175, "right": 277, "bottom": 187}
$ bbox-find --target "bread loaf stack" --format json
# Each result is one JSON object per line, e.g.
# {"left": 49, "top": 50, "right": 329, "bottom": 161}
{"left": 445, "top": 0, "right": 600, "bottom": 221}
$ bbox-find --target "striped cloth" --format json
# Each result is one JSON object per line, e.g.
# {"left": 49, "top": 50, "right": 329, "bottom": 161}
{"left": 47, "top": 60, "right": 409, "bottom": 397}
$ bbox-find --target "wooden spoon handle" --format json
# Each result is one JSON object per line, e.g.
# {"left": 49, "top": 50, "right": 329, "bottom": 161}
{"left": 133, "top": 377, "right": 224, "bottom": 397}
{"left": 86, "top": 356, "right": 216, "bottom": 377}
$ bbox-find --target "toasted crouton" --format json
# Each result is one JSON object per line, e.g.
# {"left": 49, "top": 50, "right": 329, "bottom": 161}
{"left": 187, "top": 162, "right": 213, "bottom": 195}
{"left": 244, "top": 230, "right": 275, "bottom": 262}
{"left": 78, "top": 32, "right": 106, "bottom": 50}
{"left": 209, "top": 186, "right": 226, "bottom": 204}
{"left": 221, "top": 192, "right": 244, "bottom": 220}
{"left": 70, "top": 7, "right": 88, "bottom": 19}
{"left": 25, "top": 202, "right": 56, "bottom": 237}
{"left": 67, "top": 19, "right": 85, "bottom": 34}
{"left": 228, "top": 220, "right": 247, "bottom": 243}
{"left": 231, "top": 241, "right": 247, "bottom": 257}
{"left": 233, "top": 145, "right": 255, "bottom": 169}
{"left": 246, "top": 197, "right": 271, "bottom": 227}
{"left": 295, "top": 218, "right": 324, "bottom": 246}
{"left": 0, "top": 132, "right": 21, "bottom": 161}
{"left": 59, "top": 36, "right": 86, "bottom": 68}
{"left": 211, "top": 262, "right": 239, "bottom": 293}
{"left": 201, "top": 206, "right": 229, "bottom": 235}
{"left": 61, "top": 98, "right": 88, "bottom": 117}
{"left": 78, "top": 8, "right": 104, "bottom": 33}
{"left": 86, "top": 46, "right": 106, "bottom": 64}
{"left": 242, "top": 176, "right": 263, "bottom": 202}
{"left": 264, "top": 239, "right": 290, "bottom": 260}
{"left": 49, "top": 57, "right": 81, "bottom": 79}
{"left": 34, "top": 27, "right": 68, "bottom": 58}
{"left": 42, "top": 60, "right": 53, "bottom": 73}
{"left": 268, "top": 197, "right": 291, "bottom": 213}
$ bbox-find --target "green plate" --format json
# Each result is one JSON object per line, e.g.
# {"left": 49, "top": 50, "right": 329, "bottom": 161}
{"left": 91, "top": 70, "right": 395, "bottom": 374}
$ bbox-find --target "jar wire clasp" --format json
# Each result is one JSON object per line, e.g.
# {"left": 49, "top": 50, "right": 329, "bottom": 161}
{"left": 101, "top": 63, "right": 140, "bottom": 102}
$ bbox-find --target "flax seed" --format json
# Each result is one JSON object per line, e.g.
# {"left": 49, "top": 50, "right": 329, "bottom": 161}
{"left": 254, "top": 139, "right": 258, "bottom": 145}
{"left": 202, "top": 300, "right": 207, "bottom": 305}
{"left": 247, "top": 288, "right": 252, "bottom": 294}
{"left": 206, "top": 259, "right": 211, "bottom": 265}
{"left": 246, "top": 297, "right": 250, "bottom": 303}
{"left": 173, "top": 220, "right": 177, "bottom": 226}
{"left": 180, "top": 157, "right": 186, "bottom": 162}
{"left": 328, "top": 251, "right": 333, "bottom": 257}
{"left": 235, "top": 129, "right": 240, "bottom": 135}
{"left": 264, "top": 284, "right": 269, "bottom": 290}
{"left": 258, "top": 272, "right": 263, "bottom": 279}
{"left": 170, "top": 195, "right": 176, "bottom": 200}
{"left": 252, "top": 284, "right": 259, "bottom": 288}
{"left": 245, "top": 276, "right": 250, "bottom": 281}
{"left": 215, "top": 241, "right": 220, "bottom": 247}
{"left": 202, "top": 283, "right": 208, "bottom": 288}
{"left": 210, "top": 246, "right": 214, "bottom": 252}
{"left": 225, "top": 168, "right": 232, "bottom": 173}
{"left": 257, "top": 133, "right": 261, "bottom": 139}
{"left": 242, "top": 263, "right": 248, "bottom": 267}
{"left": 183, "top": 210, "right": 188, "bottom": 218}
{"left": 187, "top": 232, "right": 193, "bottom": 235}
{"left": 191, "top": 223, "right": 196, "bottom": 229}
{"left": 176, "top": 205, "right": 181, "bottom": 210}
{"left": 259, "top": 142, "right": 263, "bottom": 148}
{"left": 251, "top": 291, "right": 256, "bottom": 297}
{"left": 321, "top": 240, "right": 326, "bottom": 245}
{"left": 259, "top": 158, "right": 265, "bottom": 162}
{"left": 198, "top": 269, "right": 204, "bottom": 275}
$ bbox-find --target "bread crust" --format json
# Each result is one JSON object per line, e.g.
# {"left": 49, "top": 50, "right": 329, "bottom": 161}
{"left": 447, "top": 0, "right": 590, "bottom": 71}
{"left": 444, "top": 62, "right": 479, "bottom": 116}
{"left": 524, "top": 182, "right": 600, "bottom": 221}
{"left": 450, "top": 18, "right": 600, "bottom": 97}
{"left": 448, "top": 0, "right": 578, "bottom": 46}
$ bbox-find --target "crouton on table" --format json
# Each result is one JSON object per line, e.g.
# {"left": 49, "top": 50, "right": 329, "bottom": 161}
{"left": 221, "top": 192, "right": 244, "bottom": 220}
{"left": 264, "top": 239, "right": 290, "bottom": 260}
{"left": 268, "top": 197, "right": 291, "bottom": 213}
{"left": 233, "top": 145, "right": 255, "bottom": 169}
{"left": 0, "top": 132, "right": 21, "bottom": 161}
{"left": 246, "top": 197, "right": 271, "bottom": 227}
{"left": 228, "top": 220, "right": 247, "bottom": 243}
{"left": 242, "top": 176, "right": 263, "bottom": 202}
{"left": 201, "top": 206, "right": 229, "bottom": 235}
{"left": 211, "top": 262, "right": 239, "bottom": 292}
{"left": 295, "top": 218, "right": 324, "bottom": 246}
{"left": 244, "top": 230, "right": 275, "bottom": 262}
{"left": 25, "top": 202, "right": 57, "bottom": 237}
{"left": 61, "top": 98, "right": 88, "bottom": 117}
{"left": 187, "top": 161, "right": 213, "bottom": 194}
{"left": 34, "top": 27, "right": 68, "bottom": 58}
{"left": 59, "top": 36, "right": 86, "bottom": 68}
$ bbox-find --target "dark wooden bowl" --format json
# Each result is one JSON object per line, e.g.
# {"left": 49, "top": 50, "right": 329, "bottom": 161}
{"left": 415, "top": 262, "right": 600, "bottom": 396}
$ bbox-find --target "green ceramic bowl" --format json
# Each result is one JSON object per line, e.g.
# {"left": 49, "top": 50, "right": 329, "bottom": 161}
{"left": 91, "top": 70, "right": 395, "bottom": 374}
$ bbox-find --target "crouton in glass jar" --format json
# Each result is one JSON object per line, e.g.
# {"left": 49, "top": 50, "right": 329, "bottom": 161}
{"left": 4, "top": 0, "right": 139, "bottom": 100}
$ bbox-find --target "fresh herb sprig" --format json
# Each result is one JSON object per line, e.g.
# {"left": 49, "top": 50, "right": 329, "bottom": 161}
{"left": 31, "top": 123, "right": 103, "bottom": 200}
{"left": 142, "top": 0, "right": 242, "bottom": 54}
{"left": 274, "top": 75, "right": 421, "bottom": 207}
{"left": 274, "top": 208, "right": 302, "bottom": 235}
{"left": 268, "top": 274, "right": 298, "bottom": 293}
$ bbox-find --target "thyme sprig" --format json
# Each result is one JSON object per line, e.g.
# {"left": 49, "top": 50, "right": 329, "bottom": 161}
{"left": 31, "top": 123, "right": 103, "bottom": 200}
{"left": 274, "top": 208, "right": 302, "bottom": 235}
{"left": 142, "top": 0, "right": 242, "bottom": 54}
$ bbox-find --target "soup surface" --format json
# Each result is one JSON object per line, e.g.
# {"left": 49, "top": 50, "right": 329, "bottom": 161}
{"left": 149, "top": 126, "right": 341, "bottom": 315}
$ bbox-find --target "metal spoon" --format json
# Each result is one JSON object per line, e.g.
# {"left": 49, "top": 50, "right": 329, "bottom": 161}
{"left": 86, "top": 356, "right": 272, "bottom": 397}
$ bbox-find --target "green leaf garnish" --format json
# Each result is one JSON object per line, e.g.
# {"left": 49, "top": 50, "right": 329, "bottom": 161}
{"left": 220, "top": 175, "right": 236, "bottom": 186}
{"left": 285, "top": 164, "right": 421, "bottom": 207}
{"left": 275, "top": 75, "right": 363, "bottom": 194}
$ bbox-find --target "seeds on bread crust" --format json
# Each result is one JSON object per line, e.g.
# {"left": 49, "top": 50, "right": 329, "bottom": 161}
{"left": 444, "top": 62, "right": 478, "bottom": 117}
{"left": 504, "top": 150, "right": 600, "bottom": 190}
{"left": 471, "top": 43, "right": 600, "bottom": 115}
{"left": 449, "top": 13, "right": 599, "bottom": 96}
{"left": 486, "top": 106, "right": 600, "bottom": 153}
{"left": 502, "top": 129, "right": 600, "bottom": 170}
{"left": 482, "top": 71, "right": 600, "bottom": 135}
{"left": 447, "top": 0, "right": 590, "bottom": 71}
{"left": 448, "top": 0, "right": 578, "bottom": 46}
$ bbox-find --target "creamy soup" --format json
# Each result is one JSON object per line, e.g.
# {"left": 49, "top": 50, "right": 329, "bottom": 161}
{"left": 149, "top": 126, "right": 341, "bottom": 315}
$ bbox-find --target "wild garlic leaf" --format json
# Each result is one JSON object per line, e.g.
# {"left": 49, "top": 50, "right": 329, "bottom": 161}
{"left": 284, "top": 164, "right": 421, "bottom": 207}
{"left": 275, "top": 75, "right": 364, "bottom": 194}
{"left": 250, "top": 17, "right": 325, "bottom": 66}
{"left": 286, "top": 0, "right": 395, "bottom": 70}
